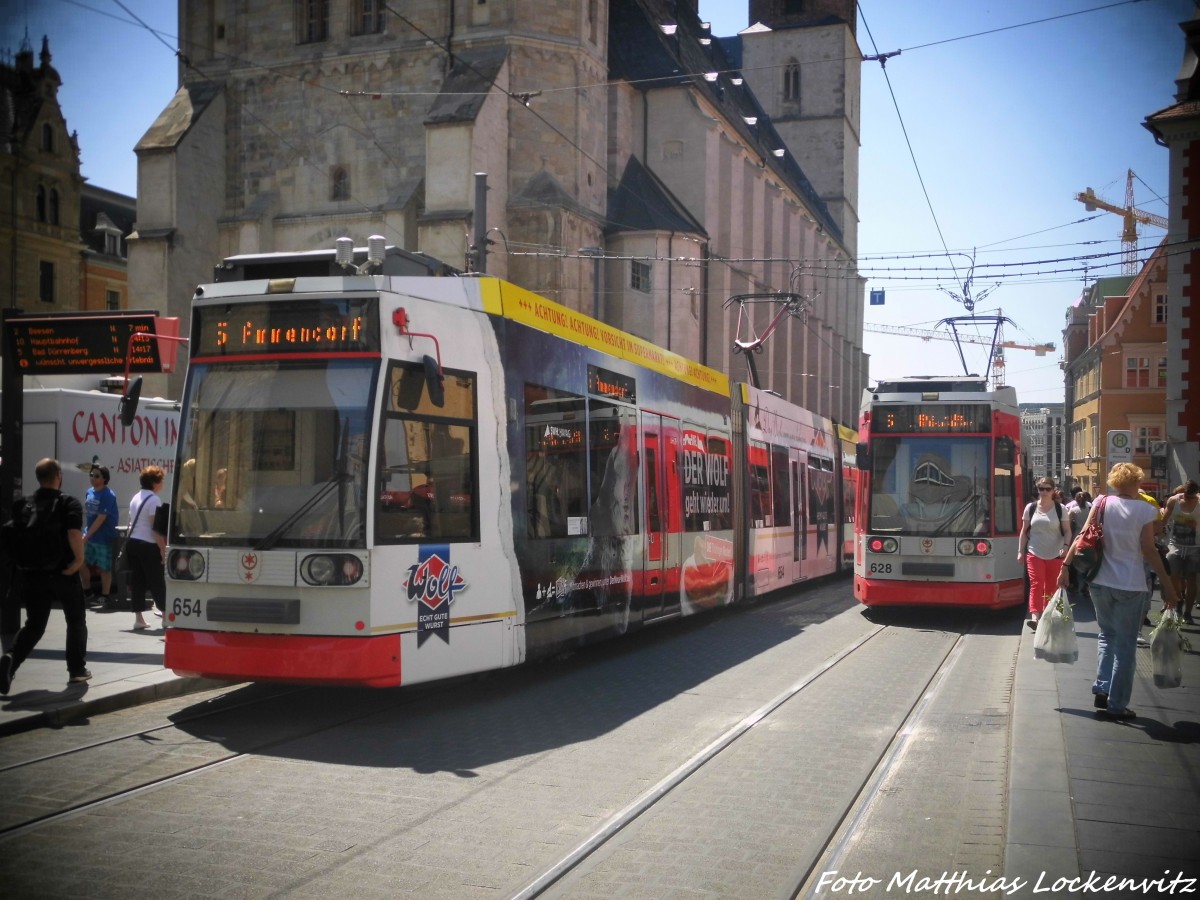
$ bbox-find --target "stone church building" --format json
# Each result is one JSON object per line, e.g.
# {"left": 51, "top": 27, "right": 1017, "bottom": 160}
{"left": 132, "top": 0, "right": 867, "bottom": 417}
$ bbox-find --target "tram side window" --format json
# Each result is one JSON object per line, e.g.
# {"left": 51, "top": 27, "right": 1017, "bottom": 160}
{"left": 588, "top": 399, "right": 639, "bottom": 537}
{"left": 525, "top": 385, "right": 588, "bottom": 538}
{"left": 770, "top": 445, "right": 791, "bottom": 527}
{"left": 376, "top": 362, "right": 477, "bottom": 543}
{"left": 685, "top": 432, "right": 732, "bottom": 533}
{"left": 808, "top": 457, "right": 833, "bottom": 534}
{"left": 747, "top": 440, "right": 771, "bottom": 527}
{"left": 993, "top": 436, "right": 1016, "bottom": 535}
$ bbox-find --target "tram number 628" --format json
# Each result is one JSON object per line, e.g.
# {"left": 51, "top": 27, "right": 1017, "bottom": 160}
{"left": 172, "top": 598, "right": 203, "bottom": 617}
{"left": 868, "top": 562, "right": 893, "bottom": 574}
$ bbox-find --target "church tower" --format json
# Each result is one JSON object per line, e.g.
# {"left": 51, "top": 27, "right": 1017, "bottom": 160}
{"left": 740, "top": 0, "right": 860, "bottom": 255}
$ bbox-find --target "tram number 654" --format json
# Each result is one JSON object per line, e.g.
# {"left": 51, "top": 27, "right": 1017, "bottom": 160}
{"left": 172, "top": 598, "right": 203, "bottom": 617}
{"left": 868, "top": 562, "right": 893, "bottom": 574}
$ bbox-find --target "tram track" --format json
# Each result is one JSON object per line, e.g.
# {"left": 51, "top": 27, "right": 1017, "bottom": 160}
{"left": 515, "top": 615, "right": 985, "bottom": 900}
{"left": 0, "top": 679, "right": 454, "bottom": 841}
{"left": 0, "top": 596, "right": 1016, "bottom": 899}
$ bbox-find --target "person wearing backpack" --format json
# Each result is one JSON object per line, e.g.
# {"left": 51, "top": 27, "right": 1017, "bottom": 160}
{"left": 1017, "top": 477, "right": 1071, "bottom": 632}
{"left": 0, "top": 458, "right": 90, "bottom": 694}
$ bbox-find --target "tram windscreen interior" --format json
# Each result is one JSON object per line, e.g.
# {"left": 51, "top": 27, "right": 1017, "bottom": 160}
{"left": 173, "top": 360, "right": 374, "bottom": 548}
{"left": 867, "top": 436, "right": 991, "bottom": 536}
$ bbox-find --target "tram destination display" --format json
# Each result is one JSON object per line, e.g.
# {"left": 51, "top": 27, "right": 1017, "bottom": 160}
{"left": 3, "top": 312, "right": 163, "bottom": 375}
{"left": 870, "top": 403, "right": 992, "bottom": 434}
{"left": 191, "top": 298, "right": 379, "bottom": 357}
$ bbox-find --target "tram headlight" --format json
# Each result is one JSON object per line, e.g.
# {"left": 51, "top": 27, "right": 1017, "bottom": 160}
{"left": 956, "top": 539, "right": 992, "bottom": 557}
{"left": 300, "top": 553, "right": 365, "bottom": 586}
{"left": 167, "top": 549, "right": 206, "bottom": 581}
{"left": 867, "top": 536, "right": 898, "bottom": 554}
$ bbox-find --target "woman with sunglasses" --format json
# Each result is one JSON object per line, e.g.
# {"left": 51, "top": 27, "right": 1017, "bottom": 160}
{"left": 81, "top": 466, "right": 118, "bottom": 607}
{"left": 1018, "top": 477, "right": 1071, "bottom": 631}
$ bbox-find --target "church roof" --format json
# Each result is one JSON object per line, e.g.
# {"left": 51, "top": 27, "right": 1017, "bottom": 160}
{"left": 136, "top": 80, "right": 221, "bottom": 152}
{"left": 607, "top": 156, "right": 706, "bottom": 236}
{"left": 425, "top": 48, "right": 509, "bottom": 125}
{"left": 607, "top": 0, "right": 842, "bottom": 243}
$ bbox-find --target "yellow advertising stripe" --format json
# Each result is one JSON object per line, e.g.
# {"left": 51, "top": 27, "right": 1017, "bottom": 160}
{"left": 478, "top": 278, "right": 729, "bottom": 395}
{"left": 371, "top": 608, "right": 518, "bottom": 634}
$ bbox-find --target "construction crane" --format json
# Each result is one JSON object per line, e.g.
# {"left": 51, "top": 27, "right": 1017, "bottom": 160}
{"left": 863, "top": 316, "right": 1055, "bottom": 387}
{"left": 1075, "top": 169, "right": 1168, "bottom": 275}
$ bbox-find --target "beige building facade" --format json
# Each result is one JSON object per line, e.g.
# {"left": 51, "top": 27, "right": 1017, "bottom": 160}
{"left": 132, "top": 0, "right": 867, "bottom": 416}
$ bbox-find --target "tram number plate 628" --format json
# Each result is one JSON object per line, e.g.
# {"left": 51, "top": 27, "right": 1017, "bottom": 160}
{"left": 172, "top": 598, "right": 203, "bottom": 618}
{"left": 868, "top": 562, "right": 893, "bottom": 574}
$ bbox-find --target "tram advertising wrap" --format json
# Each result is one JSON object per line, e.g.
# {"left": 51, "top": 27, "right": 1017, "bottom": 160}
{"left": 160, "top": 248, "right": 856, "bottom": 688}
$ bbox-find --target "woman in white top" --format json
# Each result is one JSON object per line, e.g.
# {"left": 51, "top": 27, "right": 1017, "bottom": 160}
{"left": 1017, "top": 477, "right": 1071, "bottom": 630}
{"left": 126, "top": 465, "right": 167, "bottom": 631}
{"left": 1059, "top": 463, "right": 1179, "bottom": 720}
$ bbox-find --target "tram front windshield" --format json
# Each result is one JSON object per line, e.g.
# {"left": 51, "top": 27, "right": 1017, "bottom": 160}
{"left": 867, "top": 436, "right": 990, "bottom": 537}
{"left": 172, "top": 360, "right": 375, "bottom": 548}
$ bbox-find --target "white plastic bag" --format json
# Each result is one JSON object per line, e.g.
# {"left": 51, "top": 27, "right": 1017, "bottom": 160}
{"left": 1150, "top": 609, "right": 1185, "bottom": 689}
{"left": 1033, "top": 588, "right": 1078, "bottom": 664}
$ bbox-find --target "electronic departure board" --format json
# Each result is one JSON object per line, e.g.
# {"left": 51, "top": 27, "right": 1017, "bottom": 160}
{"left": 191, "top": 298, "right": 379, "bottom": 357}
{"left": 871, "top": 403, "right": 992, "bottom": 434}
{"left": 3, "top": 313, "right": 163, "bottom": 375}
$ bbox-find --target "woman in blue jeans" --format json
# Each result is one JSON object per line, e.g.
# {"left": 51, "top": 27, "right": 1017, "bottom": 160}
{"left": 1059, "top": 462, "right": 1179, "bottom": 720}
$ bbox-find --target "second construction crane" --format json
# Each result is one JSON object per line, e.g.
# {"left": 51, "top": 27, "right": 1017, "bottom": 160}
{"left": 864, "top": 317, "right": 1055, "bottom": 388}
{"left": 1076, "top": 169, "right": 1168, "bottom": 275}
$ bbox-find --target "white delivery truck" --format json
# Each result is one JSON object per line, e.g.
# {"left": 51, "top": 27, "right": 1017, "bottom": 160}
{"left": 6, "top": 388, "right": 180, "bottom": 507}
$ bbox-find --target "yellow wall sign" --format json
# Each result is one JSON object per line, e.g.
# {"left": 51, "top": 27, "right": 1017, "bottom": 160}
{"left": 480, "top": 279, "right": 729, "bottom": 395}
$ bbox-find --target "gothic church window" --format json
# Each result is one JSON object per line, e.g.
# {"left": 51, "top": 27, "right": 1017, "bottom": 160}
{"left": 784, "top": 61, "right": 801, "bottom": 105}
{"left": 49, "top": 188, "right": 60, "bottom": 225}
{"left": 35, "top": 185, "right": 47, "bottom": 222}
{"left": 331, "top": 166, "right": 350, "bottom": 201}
{"left": 296, "top": 0, "right": 329, "bottom": 43}
{"left": 42, "top": 123, "right": 55, "bottom": 152}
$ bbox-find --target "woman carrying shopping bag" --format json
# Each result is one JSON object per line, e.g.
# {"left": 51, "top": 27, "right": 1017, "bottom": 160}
{"left": 1018, "top": 478, "right": 1071, "bottom": 631}
{"left": 1058, "top": 463, "right": 1179, "bottom": 721}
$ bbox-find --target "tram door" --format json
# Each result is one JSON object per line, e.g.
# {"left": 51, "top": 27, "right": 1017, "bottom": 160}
{"left": 641, "top": 413, "right": 680, "bottom": 619}
{"left": 792, "top": 452, "right": 807, "bottom": 580}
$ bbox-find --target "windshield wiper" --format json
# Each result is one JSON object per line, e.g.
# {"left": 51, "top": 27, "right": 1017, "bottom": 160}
{"left": 256, "top": 416, "right": 354, "bottom": 551}
{"left": 255, "top": 473, "right": 352, "bottom": 551}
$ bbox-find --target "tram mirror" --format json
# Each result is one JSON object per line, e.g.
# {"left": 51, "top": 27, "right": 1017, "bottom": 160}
{"left": 855, "top": 441, "right": 870, "bottom": 470}
{"left": 119, "top": 376, "right": 144, "bottom": 427}
{"left": 423, "top": 354, "right": 445, "bottom": 408}
{"left": 393, "top": 365, "right": 424, "bottom": 411}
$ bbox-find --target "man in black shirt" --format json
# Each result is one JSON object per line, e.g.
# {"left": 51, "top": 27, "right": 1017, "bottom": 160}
{"left": 0, "top": 458, "right": 90, "bottom": 693}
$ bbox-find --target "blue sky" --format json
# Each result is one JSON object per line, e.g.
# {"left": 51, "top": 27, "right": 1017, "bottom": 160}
{"left": 3, "top": 0, "right": 1190, "bottom": 406}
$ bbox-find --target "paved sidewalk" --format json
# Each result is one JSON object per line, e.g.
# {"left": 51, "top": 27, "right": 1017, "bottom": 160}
{"left": 1008, "top": 589, "right": 1200, "bottom": 890}
{"left": 0, "top": 600, "right": 228, "bottom": 735}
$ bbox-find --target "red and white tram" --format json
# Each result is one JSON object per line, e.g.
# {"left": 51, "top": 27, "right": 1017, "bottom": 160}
{"left": 150, "top": 244, "right": 855, "bottom": 687}
{"left": 852, "top": 376, "right": 1027, "bottom": 609}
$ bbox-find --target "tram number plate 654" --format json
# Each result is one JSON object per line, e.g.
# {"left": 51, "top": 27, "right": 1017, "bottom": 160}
{"left": 172, "top": 598, "right": 203, "bottom": 617}
{"left": 868, "top": 562, "right": 893, "bottom": 574}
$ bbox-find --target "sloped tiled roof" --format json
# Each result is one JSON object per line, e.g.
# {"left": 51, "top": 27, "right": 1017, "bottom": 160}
{"left": 607, "top": 156, "right": 706, "bottom": 236}
{"left": 136, "top": 80, "right": 221, "bottom": 152}
{"left": 425, "top": 48, "right": 508, "bottom": 126}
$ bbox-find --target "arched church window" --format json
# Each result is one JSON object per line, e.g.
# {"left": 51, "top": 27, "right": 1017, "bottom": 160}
{"left": 36, "top": 185, "right": 47, "bottom": 222}
{"left": 331, "top": 166, "right": 350, "bottom": 201}
{"left": 784, "top": 62, "right": 801, "bottom": 105}
{"left": 49, "top": 188, "right": 60, "bottom": 225}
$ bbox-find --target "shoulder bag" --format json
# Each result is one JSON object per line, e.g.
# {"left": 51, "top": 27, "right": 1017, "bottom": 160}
{"left": 1070, "top": 495, "right": 1106, "bottom": 582}
{"left": 114, "top": 500, "right": 146, "bottom": 573}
